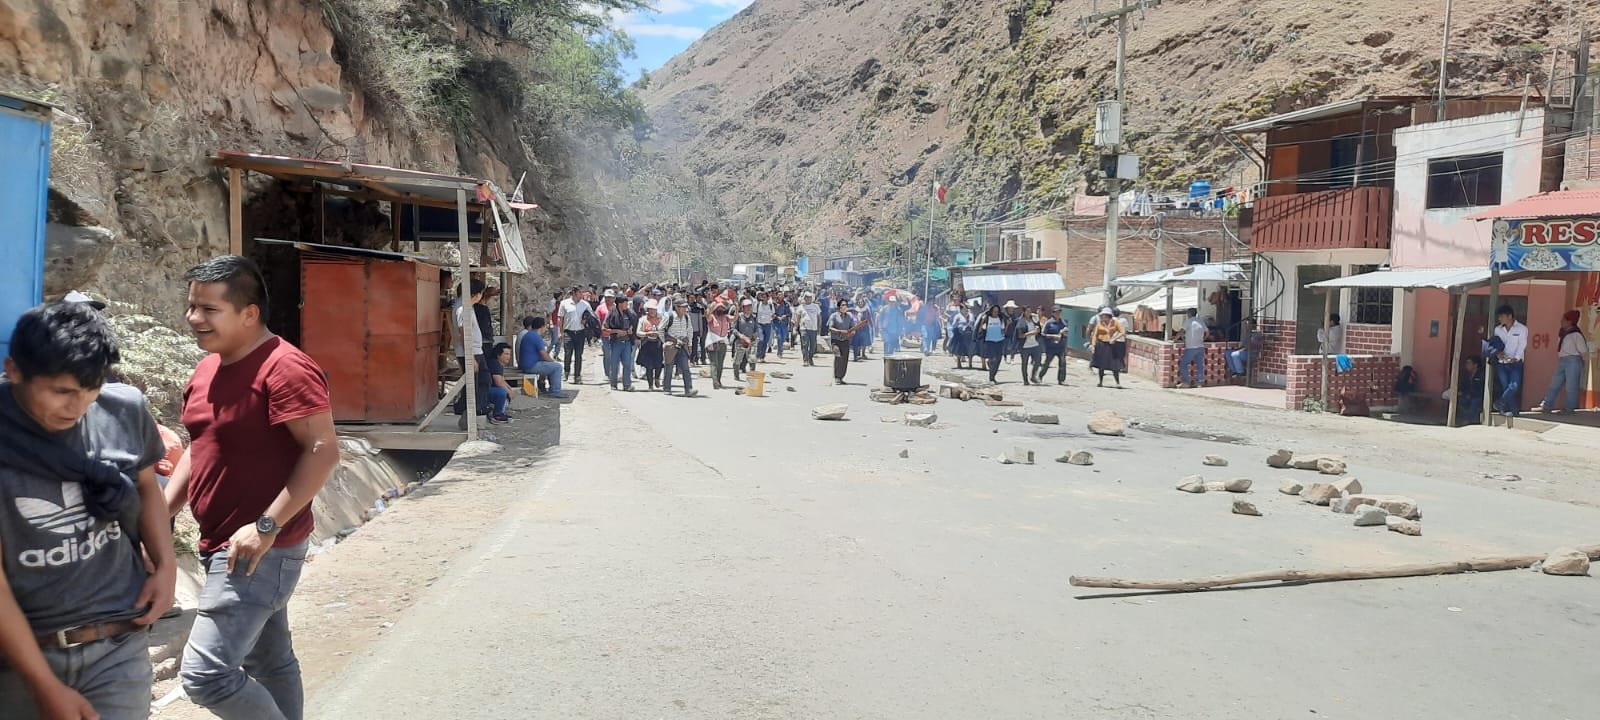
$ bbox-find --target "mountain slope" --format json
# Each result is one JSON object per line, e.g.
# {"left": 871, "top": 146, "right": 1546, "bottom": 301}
{"left": 642, "top": 0, "right": 1598, "bottom": 255}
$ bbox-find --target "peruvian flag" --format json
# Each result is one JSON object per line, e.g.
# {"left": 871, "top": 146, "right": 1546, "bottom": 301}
{"left": 933, "top": 181, "right": 948, "bottom": 204}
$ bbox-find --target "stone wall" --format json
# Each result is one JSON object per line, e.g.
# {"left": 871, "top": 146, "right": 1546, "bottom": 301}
{"left": 1344, "top": 322, "right": 1393, "bottom": 355}
{"left": 1126, "top": 335, "right": 1241, "bottom": 388}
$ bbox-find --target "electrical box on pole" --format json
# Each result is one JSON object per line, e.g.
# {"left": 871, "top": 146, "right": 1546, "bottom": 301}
{"left": 1094, "top": 101, "right": 1123, "bottom": 148}
{"left": 1099, "top": 153, "right": 1140, "bottom": 181}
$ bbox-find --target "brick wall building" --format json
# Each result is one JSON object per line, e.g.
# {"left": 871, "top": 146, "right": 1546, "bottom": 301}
{"left": 999, "top": 216, "right": 1247, "bottom": 292}
{"left": 1286, "top": 355, "right": 1401, "bottom": 411}
{"left": 1563, "top": 131, "right": 1600, "bottom": 189}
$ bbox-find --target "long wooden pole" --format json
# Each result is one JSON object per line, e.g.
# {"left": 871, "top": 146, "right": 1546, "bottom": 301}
{"left": 1320, "top": 289, "right": 1333, "bottom": 407}
{"left": 1446, "top": 289, "right": 1467, "bottom": 426}
{"left": 458, "top": 188, "right": 477, "bottom": 437}
{"left": 1484, "top": 265, "right": 1500, "bottom": 425}
{"left": 1070, "top": 544, "right": 1600, "bottom": 592}
{"left": 227, "top": 167, "right": 243, "bottom": 256}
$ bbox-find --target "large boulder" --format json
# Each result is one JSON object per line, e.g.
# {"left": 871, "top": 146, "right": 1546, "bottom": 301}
{"left": 1223, "top": 478, "right": 1253, "bottom": 493}
{"left": 1231, "top": 499, "right": 1261, "bottom": 516}
{"left": 1299, "top": 483, "right": 1342, "bottom": 506}
{"left": 1057, "top": 450, "right": 1095, "bottom": 466}
{"left": 1266, "top": 449, "right": 1294, "bottom": 468}
{"left": 1353, "top": 505, "right": 1389, "bottom": 527}
{"left": 1337, "top": 494, "right": 1421, "bottom": 520}
{"left": 1541, "top": 548, "right": 1591, "bottom": 576}
{"left": 812, "top": 404, "right": 849, "bottom": 421}
{"left": 1278, "top": 480, "right": 1304, "bottom": 495}
{"left": 1176, "top": 476, "right": 1207, "bottom": 493}
{"left": 1385, "top": 517, "right": 1422, "bottom": 536}
{"left": 1087, "top": 410, "right": 1126, "bottom": 436}
{"left": 1203, "top": 455, "right": 1230, "bottom": 467}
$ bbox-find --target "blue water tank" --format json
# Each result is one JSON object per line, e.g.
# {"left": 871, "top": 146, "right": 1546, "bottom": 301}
{"left": 1188, "top": 179, "right": 1211, "bottom": 202}
{"left": 0, "top": 93, "right": 51, "bottom": 359}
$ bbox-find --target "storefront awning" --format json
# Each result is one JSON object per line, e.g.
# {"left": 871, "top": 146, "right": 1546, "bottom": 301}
{"left": 1466, "top": 189, "right": 1600, "bottom": 220}
{"left": 1304, "top": 267, "right": 1530, "bottom": 291}
{"left": 960, "top": 270, "right": 1066, "bottom": 292}
{"left": 1057, "top": 285, "right": 1200, "bottom": 312}
{"left": 1115, "top": 262, "right": 1247, "bottom": 287}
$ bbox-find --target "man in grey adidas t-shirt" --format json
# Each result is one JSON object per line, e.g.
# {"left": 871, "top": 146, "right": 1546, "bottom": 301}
{"left": 0, "top": 302, "right": 175, "bottom": 720}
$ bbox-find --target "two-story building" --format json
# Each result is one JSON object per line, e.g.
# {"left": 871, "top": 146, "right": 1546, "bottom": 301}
{"left": 1226, "top": 96, "right": 1555, "bottom": 411}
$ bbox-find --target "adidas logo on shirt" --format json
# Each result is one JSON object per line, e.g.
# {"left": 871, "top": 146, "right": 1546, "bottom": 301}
{"left": 13, "top": 482, "right": 123, "bottom": 568}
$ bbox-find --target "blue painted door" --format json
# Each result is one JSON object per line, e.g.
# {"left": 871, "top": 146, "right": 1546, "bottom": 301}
{"left": 0, "top": 96, "right": 50, "bottom": 359}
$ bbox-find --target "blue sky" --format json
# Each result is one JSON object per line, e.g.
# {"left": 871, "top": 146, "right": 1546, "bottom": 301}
{"left": 613, "top": 0, "right": 754, "bottom": 81}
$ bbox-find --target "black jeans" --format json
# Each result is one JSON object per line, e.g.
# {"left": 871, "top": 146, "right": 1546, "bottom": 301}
{"left": 453, "top": 355, "right": 490, "bottom": 416}
{"left": 563, "top": 330, "right": 585, "bottom": 381}
{"left": 691, "top": 330, "right": 705, "bottom": 363}
{"left": 832, "top": 339, "right": 851, "bottom": 381}
{"left": 1037, "top": 349, "right": 1067, "bottom": 383}
{"left": 801, "top": 330, "right": 819, "bottom": 364}
{"left": 1020, "top": 346, "right": 1043, "bottom": 383}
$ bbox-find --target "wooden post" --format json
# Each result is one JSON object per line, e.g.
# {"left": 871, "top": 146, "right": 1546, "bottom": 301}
{"left": 1320, "top": 289, "right": 1333, "bottom": 408}
{"left": 1163, "top": 285, "right": 1173, "bottom": 342}
{"left": 390, "top": 201, "right": 403, "bottom": 252}
{"left": 458, "top": 188, "right": 477, "bottom": 437}
{"left": 227, "top": 167, "right": 243, "bottom": 256}
{"left": 1446, "top": 289, "right": 1468, "bottom": 427}
{"left": 1483, "top": 265, "right": 1500, "bottom": 425}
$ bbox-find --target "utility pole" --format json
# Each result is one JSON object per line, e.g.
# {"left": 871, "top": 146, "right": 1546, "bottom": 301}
{"left": 1437, "top": 0, "right": 1454, "bottom": 121}
{"left": 923, "top": 182, "right": 936, "bottom": 299}
{"left": 1082, "top": 0, "right": 1158, "bottom": 309}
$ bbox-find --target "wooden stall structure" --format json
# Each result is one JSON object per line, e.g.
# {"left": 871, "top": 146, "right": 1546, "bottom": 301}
{"left": 213, "top": 151, "right": 531, "bottom": 449}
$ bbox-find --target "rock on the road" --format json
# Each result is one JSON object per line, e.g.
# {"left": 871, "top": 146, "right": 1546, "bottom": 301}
{"left": 1541, "top": 548, "right": 1591, "bottom": 576}
{"left": 999, "top": 447, "right": 1035, "bottom": 465}
{"left": 1057, "top": 450, "right": 1095, "bottom": 466}
{"left": 1266, "top": 448, "right": 1294, "bottom": 468}
{"left": 995, "top": 410, "right": 1060, "bottom": 424}
{"left": 1291, "top": 454, "right": 1348, "bottom": 475}
{"left": 898, "top": 449, "right": 910, "bottom": 459}
{"left": 1223, "top": 478, "right": 1252, "bottom": 493}
{"left": 1231, "top": 499, "right": 1261, "bottom": 516}
{"left": 1300, "top": 482, "right": 1342, "bottom": 506}
{"left": 1203, "top": 481, "right": 1228, "bottom": 492}
{"left": 904, "top": 411, "right": 938, "bottom": 427}
{"left": 1203, "top": 455, "right": 1229, "bottom": 467}
{"left": 1087, "top": 410, "right": 1126, "bottom": 436}
{"left": 1278, "top": 480, "right": 1304, "bottom": 495}
{"left": 1337, "top": 494, "right": 1422, "bottom": 520}
{"left": 1332, "top": 477, "right": 1363, "bottom": 495}
{"left": 1385, "top": 517, "right": 1423, "bottom": 536}
{"left": 1353, "top": 505, "right": 1389, "bottom": 527}
{"left": 812, "top": 404, "right": 849, "bottom": 421}
{"left": 1176, "top": 476, "right": 1207, "bottom": 493}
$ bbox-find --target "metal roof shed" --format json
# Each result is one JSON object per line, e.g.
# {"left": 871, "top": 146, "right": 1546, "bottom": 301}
{"left": 213, "top": 151, "right": 531, "bottom": 441}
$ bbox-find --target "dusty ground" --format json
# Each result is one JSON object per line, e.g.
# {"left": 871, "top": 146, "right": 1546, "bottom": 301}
{"left": 154, "top": 344, "right": 1598, "bottom": 719}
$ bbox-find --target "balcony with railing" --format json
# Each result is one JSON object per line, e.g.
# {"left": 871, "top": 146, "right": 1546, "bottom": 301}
{"left": 1248, "top": 187, "right": 1393, "bottom": 252}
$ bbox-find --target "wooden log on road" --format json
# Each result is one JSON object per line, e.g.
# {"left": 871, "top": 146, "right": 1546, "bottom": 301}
{"left": 1070, "top": 544, "right": 1600, "bottom": 592}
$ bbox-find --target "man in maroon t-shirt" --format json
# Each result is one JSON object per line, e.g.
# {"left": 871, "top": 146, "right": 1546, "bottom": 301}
{"left": 163, "top": 255, "right": 338, "bottom": 720}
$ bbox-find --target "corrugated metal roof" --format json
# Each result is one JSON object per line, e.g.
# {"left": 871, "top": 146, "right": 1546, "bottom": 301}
{"left": 1223, "top": 96, "right": 1423, "bottom": 134}
{"left": 1115, "top": 262, "right": 1248, "bottom": 286}
{"left": 1465, "top": 190, "right": 1600, "bottom": 220}
{"left": 1305, "top": 267, "right": 1529, "bottom": 291}
{"left": 214, "top": 151, "right": 529, "bottom": 274}
{"left": 961, "top": 270, "right": 1065, "bottom": 292}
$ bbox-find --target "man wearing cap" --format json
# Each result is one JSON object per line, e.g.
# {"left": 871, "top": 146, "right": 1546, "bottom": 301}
{"left": 797, "top": 293, "right": 822, "bottom": 366}
{"left": 660, "top": 298, "right": 698, "bottom": 397}
{"left": 603, "top": 291, "right": 638, "bottom": 391}
{"left": 732, "top": 300, "right": 759, "bottom": 382}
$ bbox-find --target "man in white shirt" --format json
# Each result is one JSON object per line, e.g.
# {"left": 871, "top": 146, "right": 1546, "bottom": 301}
{"left": 797, "top": 293, "right": 823, "bottom": 366}
{"left": 1179, "top": 308, "right": 1208, "bottom": 388}
{"left": 659, "top": 297, "right": 698, "bottom": 397}
{"left": 755, "top": 291, "right": 777, "bottom": 361}
{"left": 558, "top": 288, "right": 593, "bottom": 384}
{"left": 1492, "top": 304, "right": 1529, "bottom": 416}
{"left": 1537, "top": 310, "right": 1590, "bottom": 414}
{"left": 453, "top": 280, "right": 489, "bottom": 423}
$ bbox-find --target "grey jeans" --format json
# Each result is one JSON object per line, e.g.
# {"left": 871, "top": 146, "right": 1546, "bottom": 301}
{"left": 181, "top": 541, "right": 308, "bottom": 720}
{"left": 0, "top": 626, "right": 152, "bottom": 720}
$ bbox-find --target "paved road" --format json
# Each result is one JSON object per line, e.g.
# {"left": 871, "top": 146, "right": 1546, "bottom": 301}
{"left": 312, "top": 353, "right": 1598, "bottom": 719}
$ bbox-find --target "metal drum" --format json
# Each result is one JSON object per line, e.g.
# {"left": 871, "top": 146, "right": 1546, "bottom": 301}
{"left": 883, "top": 354, "right": 923, "bottom": 391}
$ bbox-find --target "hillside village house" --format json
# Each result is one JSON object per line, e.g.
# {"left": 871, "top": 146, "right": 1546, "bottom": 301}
{"left": 1229, "top": 95, "right": 1600, "bottom": 419}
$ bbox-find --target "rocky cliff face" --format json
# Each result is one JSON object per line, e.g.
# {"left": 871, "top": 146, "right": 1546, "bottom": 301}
{"left": 643, "top": 0, "right": 1598, "bottom": 252}
{"left": 0, "top": 0, "right": 737, "bottom": 325}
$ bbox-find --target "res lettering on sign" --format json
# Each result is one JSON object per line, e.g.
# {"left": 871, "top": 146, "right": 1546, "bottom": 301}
{"left": 1520, "top": 219, "right": 1600, "bottom": 245}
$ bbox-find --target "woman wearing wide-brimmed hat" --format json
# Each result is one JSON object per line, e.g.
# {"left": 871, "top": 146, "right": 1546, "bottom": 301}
{"left": 1089, "top": 307, "right": 1126, "bottom": 388}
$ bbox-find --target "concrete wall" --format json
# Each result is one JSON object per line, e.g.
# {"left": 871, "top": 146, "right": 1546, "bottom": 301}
{"left": 1390, "top": 109, "right": 1550, "bottom": 269}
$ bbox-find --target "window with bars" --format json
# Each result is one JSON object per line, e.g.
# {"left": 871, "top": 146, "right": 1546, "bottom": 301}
{"left": 1350, "top": 264, "right": 1393, "bottom": 325}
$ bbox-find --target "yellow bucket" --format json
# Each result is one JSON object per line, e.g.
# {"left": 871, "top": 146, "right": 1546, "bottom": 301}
{"left": 745, "top": 371, "right": 766, "bottom": 397}
{"left": 522, "top": 377, "right": 538, "bottom": 396}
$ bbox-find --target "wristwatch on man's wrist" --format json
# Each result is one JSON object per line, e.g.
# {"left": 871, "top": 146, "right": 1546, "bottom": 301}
{"left": 256, "top": 515, "right": 280, "bottom": 535}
